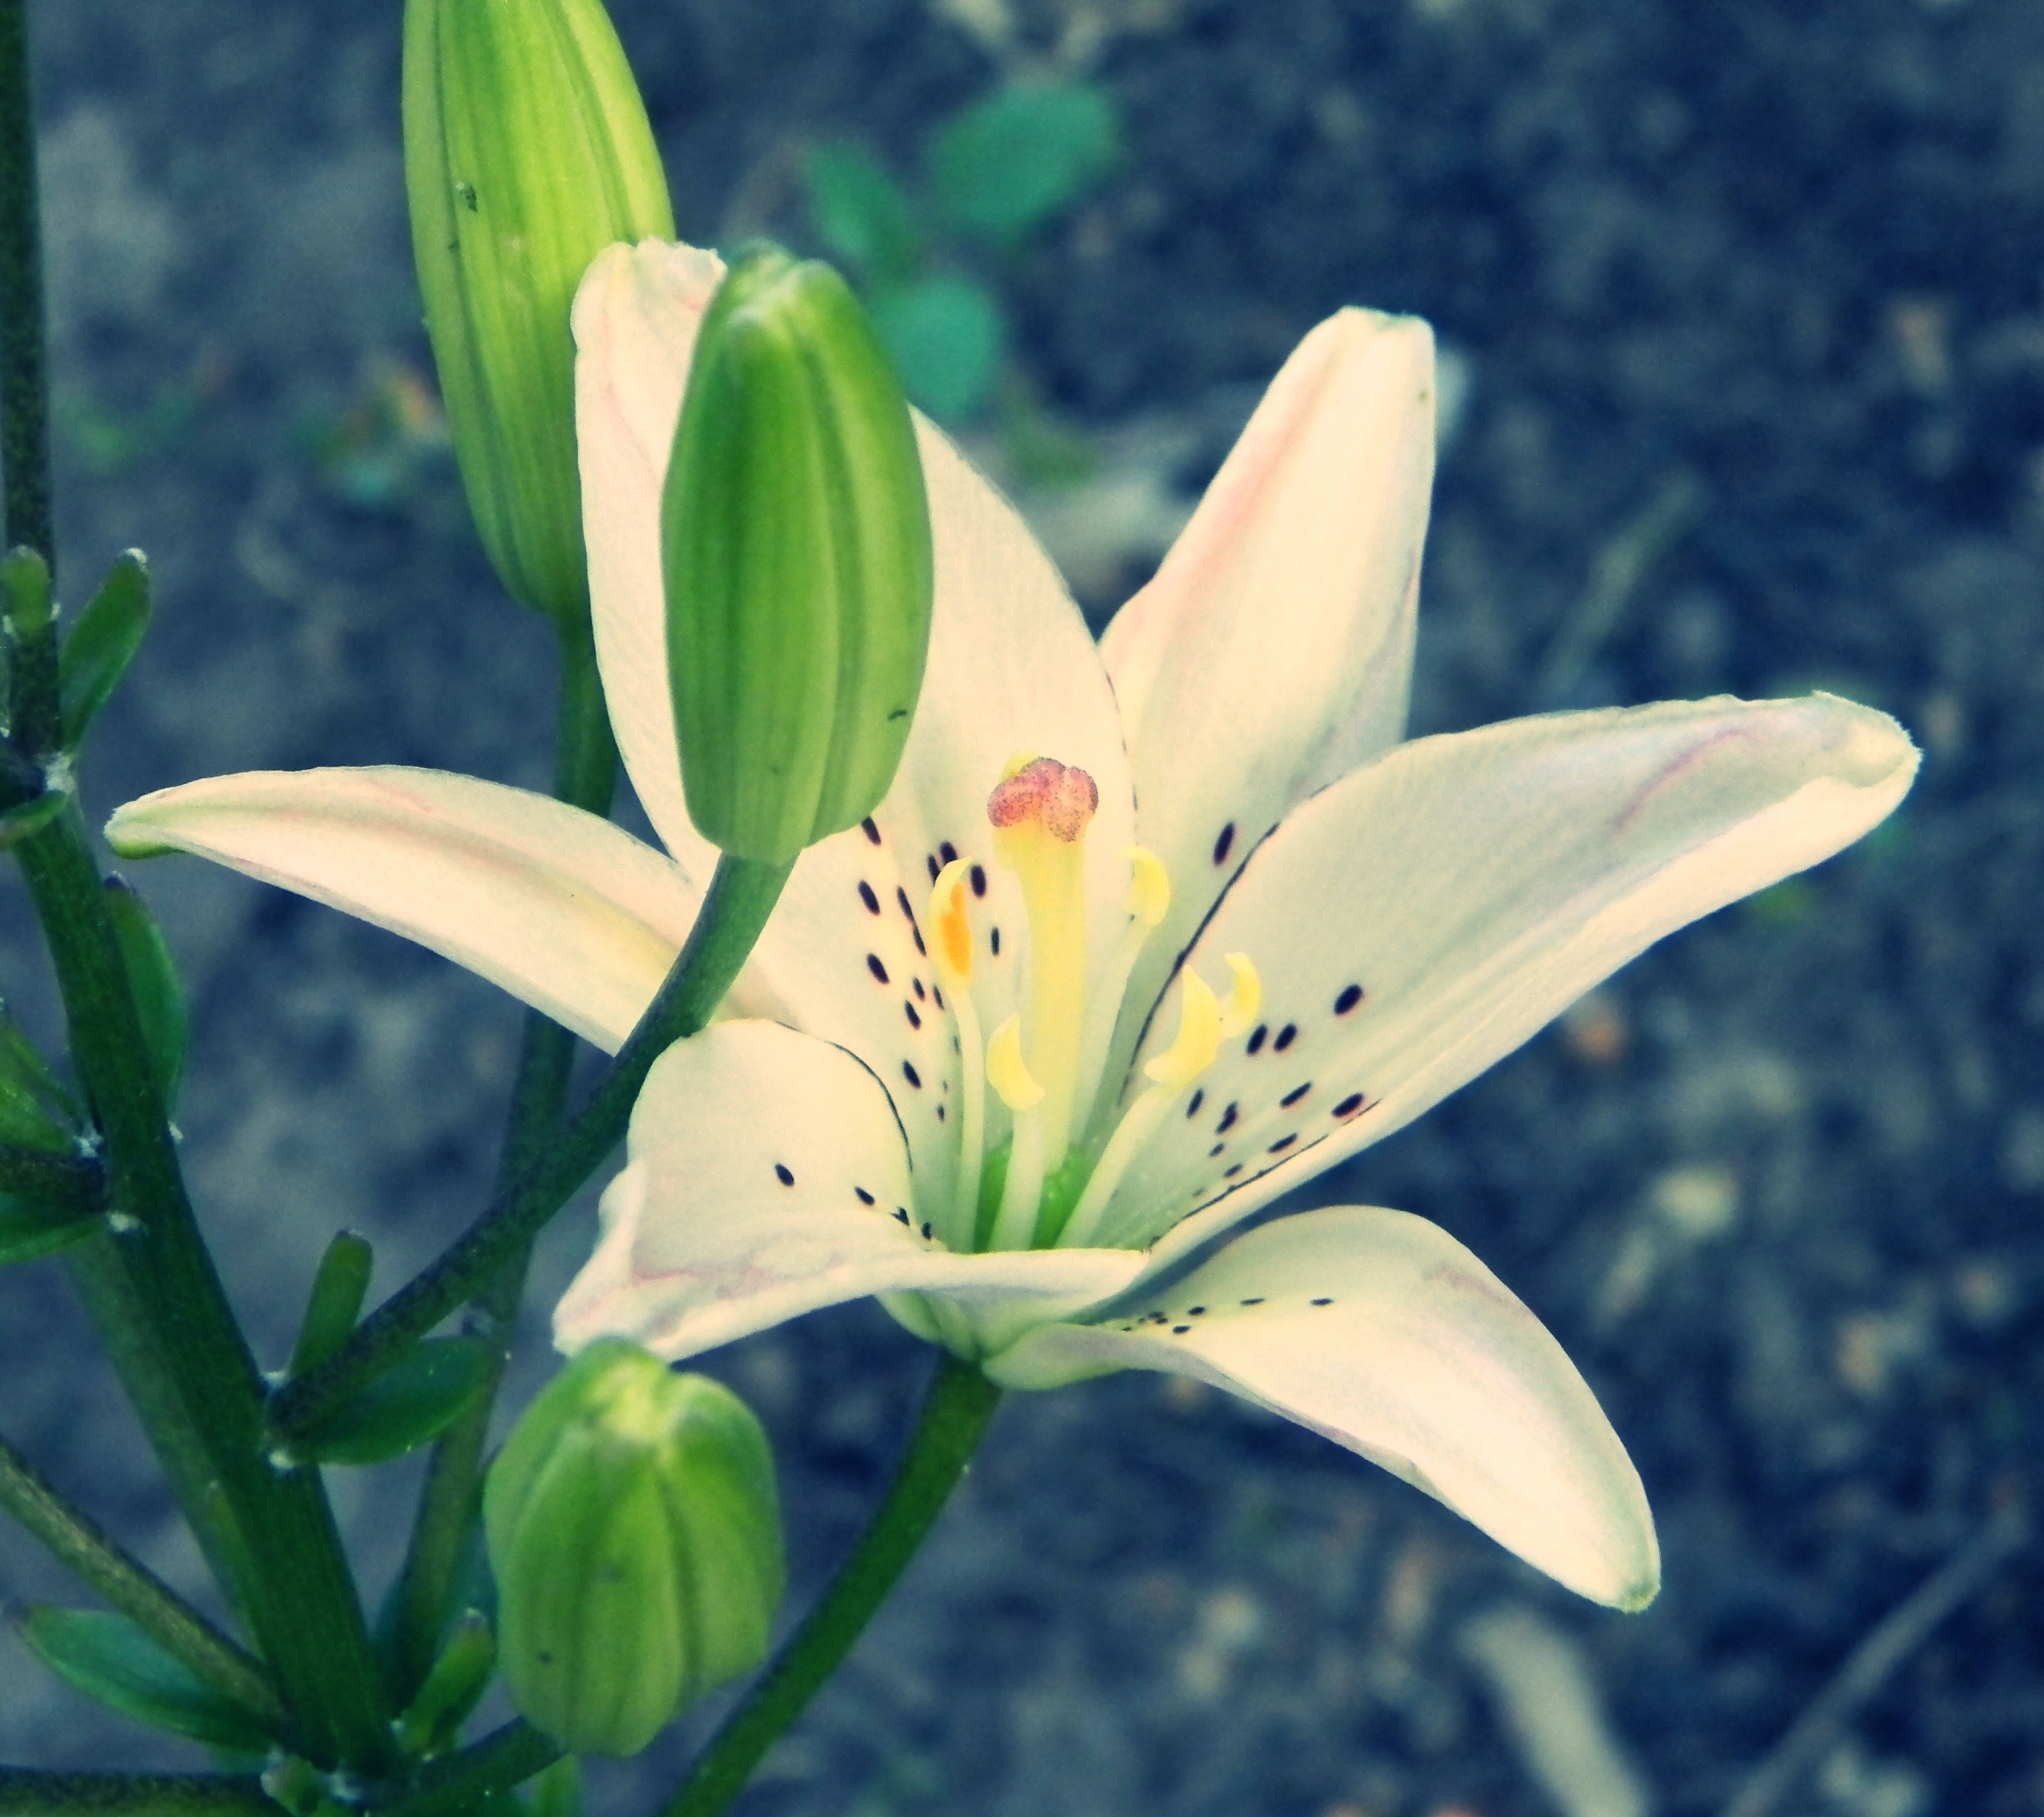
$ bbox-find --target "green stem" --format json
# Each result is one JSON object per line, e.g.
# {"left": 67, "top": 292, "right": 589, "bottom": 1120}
{"left": 16, "top": 803, "right": 392, "bottom": 1772}
{"left": 0, "top": 1774, "right": 275, "bottom": 1816}
{"left": 384, "top": 625, "right": 617, "bottom": 1706}
{"left": 270, "top": 849, "right": 793, "bottom": 1446}
{"left": 372, "top": 1721, "right": 560, "bottom": 1817}
{"left": 660, "top": 1356, "right": 1003, "bottom": 1817}
{"left": 0, "top": 1429, "right": 284, "bottom": 1728}
{"left": 0, "top": 0, "right": 52, "bottom": 566}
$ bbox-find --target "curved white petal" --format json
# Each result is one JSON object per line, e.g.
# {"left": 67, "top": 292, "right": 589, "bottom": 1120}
{"left": 1101, "top": 693, "right": 1918, "bottom": 1264}
{"left": 106, "top": 767, "right": 702, "bottom": 1051}
{"left": 553, "top": 1021, "right": 1145, "bottom": 1362}
{"left": 571, "top": 238, "right": 727, "bottom": 883}
{"left": 1100, "top": 308, "right": 1435, "bottom": 1050}
{"left": 989, "top": 1206, "right": 1659, "bottom": 1610}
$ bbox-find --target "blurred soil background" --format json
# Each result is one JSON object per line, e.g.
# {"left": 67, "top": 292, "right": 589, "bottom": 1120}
{"left": 4, "top": 0, "right": 2043, "bottom": 1813}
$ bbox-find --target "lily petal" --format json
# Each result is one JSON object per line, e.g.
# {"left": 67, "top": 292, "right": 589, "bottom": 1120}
{"left": 1101, "top": 308, "right": 1435, "bottom": 1037}
{"left": 573, "top": 237, "right": 730, "bottom": 880}
{"left": 987, "top": 1206, "right": 1659, "bottom": 1610}
{"left": 106, "top": 767, "right": 703, "bottom": 1050}
{"left": 554, "top": 1020, "right": 1147, "bottom": 1361}
{"left": 1104, "top": 693, "right": 1918, "bottom": 1263}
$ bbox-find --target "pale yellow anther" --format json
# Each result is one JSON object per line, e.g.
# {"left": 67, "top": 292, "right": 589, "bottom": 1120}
{"left": 1216, "top": 953, "right": 1262, "bottom": 1038}
{"left": 986, "top": 1014, "right": 1045, "bottom": 1111}
{"left": 1144, "top": 970, "right": 1223, "bottom": 1092}
{"left": 1123, "top": 847, "right": 1170, "bottom": 928}
{"left": 928, "top": 858, "right": 975, "bottom": 986}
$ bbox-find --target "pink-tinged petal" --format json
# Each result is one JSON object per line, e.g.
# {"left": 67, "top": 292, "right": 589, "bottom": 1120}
{"left": 1101, "top": 693, "right": 1917, "bottom": 1264}
{"left": 571, "top": 238, "right": 727, "bottom": 882}
{"left": 988, "top": 1207, "right": 1659, "bottom": 1610}
{"left": 553, "top": 1021, "right": 1145, "bottom": 1361}
{"left": 106, "top": 767, "right": 704, "bottom": 1051}
{"left": 1100, "top": 308, "right": 1435, "bottom": 1038}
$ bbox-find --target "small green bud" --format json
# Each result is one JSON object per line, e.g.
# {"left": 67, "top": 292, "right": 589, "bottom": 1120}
{"left": 286, "top": 1230, "right": 374, "bottom": 1379}
{"left": 403, "top": 0, "right": 674, "bottom": 627}
{"left": 484, "top": 1339, "right": 784, "bottom": 1757}
{"left": 663, "top": 245, "right": 934, "bottom": 864}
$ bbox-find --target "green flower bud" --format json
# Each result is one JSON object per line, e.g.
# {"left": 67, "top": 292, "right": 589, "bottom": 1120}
{"left": 484, "top": 1340, "right": 784, "bottom": 1757}
{"left": 403, "top": 0, "right": 674, "bottom": 627}
{"left": 663, "top": 245, "right": 934, "bottom": 864}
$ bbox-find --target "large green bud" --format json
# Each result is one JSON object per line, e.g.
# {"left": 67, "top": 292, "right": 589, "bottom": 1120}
{"left": 404, "top": 0, "right": 674, "bottom": 628}
{"left": 483, "top": 1340, "right": 784, "bottom": 1757}
{"left": 663, "top": 245, "right": 934, "bottom": 863}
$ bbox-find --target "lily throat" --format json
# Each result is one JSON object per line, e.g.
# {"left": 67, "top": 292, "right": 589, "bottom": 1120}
{"left": 927, "top": 754, "right": 1260, "bottom": 1257}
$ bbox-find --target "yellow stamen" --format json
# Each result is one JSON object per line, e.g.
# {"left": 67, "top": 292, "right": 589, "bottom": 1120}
{"left": 1216, "top": 953, "right": 1261, "bottom": 1038}
{"left": 1069, "top": 846, "right": 1172, "bottom": 1136}
{"left": 1060, "top": 967, "right": 1229, "bottom": 1251}
{"left": 928, "top": 859, "right": 987, "bottom": 1243}
{"left": 1143, "top": 969, "right": 1221, "bottom": 1090}
{"left": 985, "top": 1013, "right": 1045, "bottom": 1251}
{"left": 987, "top": 756, "right": 1097, "bottom": 1162}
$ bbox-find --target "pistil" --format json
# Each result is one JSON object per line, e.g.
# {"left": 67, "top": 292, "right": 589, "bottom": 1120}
{"left": 988, "top": 757, "right": 1098, "bottom": 1163}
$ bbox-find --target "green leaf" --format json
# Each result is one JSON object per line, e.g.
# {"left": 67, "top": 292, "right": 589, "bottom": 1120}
{"left": 16, "top": 1608, "right": 279, "bottom": 1754}
{"left": 871, "top": 276, "right": 1006, "bottom": 421}
{"left": 802, "top": 143, "right": 922, "bottom": 282}
{"left": 395, "top": 1607, "right": 496, "bottom": 1758}
{"left": 929, "top": 82, "right": 1118, "bottom": 245}
{"left": 297, "top": 1337, "right": 497, "bottom": 1466}
{"left": 0, "top": 1003, "right": 81, "bottom": 1153}
{"left": 102, "top": 879, "right": 189, "bottom": 1111}
{"left": 60, "top": 550, "right": 153, "bottom": 749}
{"left": 0, "top": 1192, "right": 101, "bottom": 1266}
{"left": 528, "top": 1756, "right": 583, "bottom": 1817}
{"left": 287, "top": 1231, "right": 375, "bottom": 1379}
{"left": 0, "top": 791, "right": 67, "bottom": 852}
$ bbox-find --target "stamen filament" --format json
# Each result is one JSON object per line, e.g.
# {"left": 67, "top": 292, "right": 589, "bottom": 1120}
{"left": 1070, "top": 847, "right": 1170, "bottom": 1143}
{"left": 928, "top": 860, "right": 987, "bottom": 1243}
{"left": 986, "top": 1014, "right": 1046, "bottom": 1251}
{"left": 1060, "top": 970, "right": 1222, "bottom": 1251}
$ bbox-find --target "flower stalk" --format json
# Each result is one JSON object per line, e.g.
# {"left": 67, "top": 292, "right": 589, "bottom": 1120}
{"left": 0, "top": 0, "right": 52, "bottom": 565}
{"left": 659, "top": 1356, "right": 1002, "bottom": 1817}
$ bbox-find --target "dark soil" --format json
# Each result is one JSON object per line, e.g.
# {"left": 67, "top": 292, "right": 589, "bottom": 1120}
{"left": 4, "top": 2, "right": 2043, "bottom": 1815}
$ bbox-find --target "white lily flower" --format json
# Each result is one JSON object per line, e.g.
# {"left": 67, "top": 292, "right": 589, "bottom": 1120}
{"left": 107, "top": 240, "right": 1918, "bottom": 1613}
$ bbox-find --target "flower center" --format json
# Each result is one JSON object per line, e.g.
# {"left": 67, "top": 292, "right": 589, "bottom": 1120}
{"left": 927, "top": 754, "right": 1260, "bottom": 1253}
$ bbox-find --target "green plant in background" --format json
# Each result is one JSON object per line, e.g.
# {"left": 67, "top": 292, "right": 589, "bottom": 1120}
{"left": 801, "top": 79, "right": 1118, "bottom": 422}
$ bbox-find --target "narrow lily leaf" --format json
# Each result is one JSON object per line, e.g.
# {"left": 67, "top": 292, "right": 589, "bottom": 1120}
{"left": 106, "top": 766, "right": 704, "bottom": 1053}
{"left": 17, "top": 1608, "right": 280, "bottom": 1753}
{"left": 287, "top": 1230, "right": 374, "bottom": 1380}
{"left": 0, "top": 791, "right": 67, "bottom": 852}
{"left": 929, "top": 82, "right": 1118, "bottom": 245}
{"left": 803, "top": 143, "right": 922, "bottom": 282}
{"left": 554, "top": 1021, "right": 1145, "bottom": 1363}
{"left": 296, "top": 1336, "right": 496, "bottom": 1466}
{"left": 394, "top": 1607, "right": 495, "bottom": 1757}
{"left": 102, "top": 879, "right": 188, "bottom": 1110}
{"left": 0, "top": 1193, "right": 101, "bottom": 1267}
{"left": 0, "top": 1004, "right": 81, "bottom": 1152}
{"left": 59, "top": 549, "right": 152, "bottom": 750}
{"left": 987, "top": 1207, "right": 1660, "bottom": 1610}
